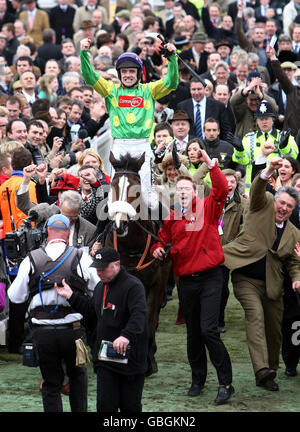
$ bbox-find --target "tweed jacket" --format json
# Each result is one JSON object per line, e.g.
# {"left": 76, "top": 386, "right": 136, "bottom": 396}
{"left": 19, "top": 10, "right": 50, "bottom": 47}
{"left": 220, "top": 192, "right": 246, "bottom": 246}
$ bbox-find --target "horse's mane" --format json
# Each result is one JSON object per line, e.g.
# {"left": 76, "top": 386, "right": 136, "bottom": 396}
{"left": 112, "top": 153, "right": 141, "bottom": 174}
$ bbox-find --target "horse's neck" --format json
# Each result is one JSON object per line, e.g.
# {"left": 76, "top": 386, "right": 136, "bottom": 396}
{"left": 119, "top": 220, "right": 151, "bottom": 252}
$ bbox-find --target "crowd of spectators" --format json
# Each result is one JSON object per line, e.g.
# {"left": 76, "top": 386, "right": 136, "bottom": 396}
{"left": 0, "top": 0, "right": 300, "bottom": 399}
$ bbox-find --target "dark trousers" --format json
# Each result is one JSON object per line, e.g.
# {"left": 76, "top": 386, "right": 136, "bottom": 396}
{"left": 8, "top": 299, "right": 28, "bottom": 353}
{"left": 219, "top": 266, "right": 230, "bottom": 327}
{"left": 33, "top": 325, "right": 88, "bottom": 412}
{"left": 178, "top": 266, "right": 232, "bottom": 386}
{"left": 282, "top": 316, "right": 300, "bottom": 370}
{"left": 96, "top": 368, "right": 145, "bottom": 412}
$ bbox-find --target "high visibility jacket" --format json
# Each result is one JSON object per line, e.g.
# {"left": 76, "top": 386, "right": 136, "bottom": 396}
{"left": 0, "top": 174, "right": 37, "bottom": 234}
{"left": 232, "top": 128, "right": 298, "bottom": 193}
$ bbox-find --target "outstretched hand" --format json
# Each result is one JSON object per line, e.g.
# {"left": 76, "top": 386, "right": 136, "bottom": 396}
{"left": 55, "top": 278, "right": 73, "bottom": 300}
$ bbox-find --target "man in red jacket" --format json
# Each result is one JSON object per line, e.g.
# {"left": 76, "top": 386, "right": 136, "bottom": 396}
{"left": 151, "top": 149, "right": 234, "bottom": 405}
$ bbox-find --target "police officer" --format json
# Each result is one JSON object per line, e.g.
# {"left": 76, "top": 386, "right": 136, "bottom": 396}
{"left": 55, "top": 246, "right": 148, "bottom": 412}
{"left": 232, "top": 100, "right": 299, "bottom": 194}
{"left": 8, "top": 214, "right": 100, "bottom": 412}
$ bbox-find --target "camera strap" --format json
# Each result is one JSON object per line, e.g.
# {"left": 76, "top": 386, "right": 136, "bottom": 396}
{"left": 38, "top": 246, "right": 74, "bottom": 314}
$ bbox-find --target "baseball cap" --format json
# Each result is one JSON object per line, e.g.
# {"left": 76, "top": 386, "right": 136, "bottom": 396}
{"left": 90, "top": 247, "right": 120, "bottom": 269}
{"left": 47, "top": 214, "right": 70, "bottom": 230}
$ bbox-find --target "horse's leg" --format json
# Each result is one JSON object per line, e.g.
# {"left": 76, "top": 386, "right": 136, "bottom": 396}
{"left": 145, "top": 285, "right": 159, "bottom": 377}
{"left": 145, "top": 263, "right": 171, "bottom": 377}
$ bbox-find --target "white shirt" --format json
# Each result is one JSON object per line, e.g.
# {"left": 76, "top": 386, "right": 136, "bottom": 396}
{"left": 8, "top": 240, "right": 100, "bottom": 325}
{"left": 22, "top": 89, "right": 36, "bottom": 105}
{"left": 175, "top": 134, "right": 189, "bottom": 152}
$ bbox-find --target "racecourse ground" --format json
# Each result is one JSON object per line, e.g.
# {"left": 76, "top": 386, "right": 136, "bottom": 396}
{"left": 0, "top": 284, "right": 300, "bottom": 412}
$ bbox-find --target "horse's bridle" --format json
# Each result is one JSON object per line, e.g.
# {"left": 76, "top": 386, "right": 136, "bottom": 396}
{"left": 108, "top": 169, "right": 171, "bottom": 270}
{"left": 113, "top": 170, "right": 141, "bottom": 178}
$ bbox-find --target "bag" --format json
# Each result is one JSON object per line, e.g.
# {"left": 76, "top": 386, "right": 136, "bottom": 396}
{"left": 0, "top": 282, "right": 5, "bottom": 312}
{"left": 22, "top": 342, "right": 39, "bottom": 367}
{"left": 75, "top": 338, "right": 90, "bottom": 367}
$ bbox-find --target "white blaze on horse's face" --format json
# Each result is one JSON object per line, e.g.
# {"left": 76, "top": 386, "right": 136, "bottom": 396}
{"left": 119, "top": 175, "right": 130, "bottom": 203}
{"left": 108, "top": 175, "right": 137, "bottom": 229}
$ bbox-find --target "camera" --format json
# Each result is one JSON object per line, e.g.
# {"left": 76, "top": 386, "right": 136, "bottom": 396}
{"left": 4, "top": 215, "right": 46, "bottom": 267}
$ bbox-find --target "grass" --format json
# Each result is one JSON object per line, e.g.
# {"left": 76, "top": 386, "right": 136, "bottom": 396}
{"left": 0, "top": 284, "right": 300, "bottom": 412}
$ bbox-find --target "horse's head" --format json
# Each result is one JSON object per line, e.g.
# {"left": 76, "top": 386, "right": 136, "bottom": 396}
{"left": 108, "top": 151, "right": 145, "bottom": 237}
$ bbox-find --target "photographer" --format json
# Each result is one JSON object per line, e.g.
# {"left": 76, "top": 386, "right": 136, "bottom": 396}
{"left": 16, "top": 166, "right": 97, "bottom": 249}
{"left": 56, "top": 246, "right": 148, "bottom": 412}
{"left": 151, "top": 122, "right": 174, "bottom": 165}
{"left": 7, "top": 214, "right": 100, "bottom": 412}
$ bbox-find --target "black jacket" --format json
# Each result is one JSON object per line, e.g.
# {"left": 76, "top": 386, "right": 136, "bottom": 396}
{"left": 36, "top": 42, "right": 63, "bottom": 74}
{"left": 3, "top": 37, "right": 19, "bottom": 66}
{"left": 268, "top": 80, "right": 285, "bottom": 130}
{"left": 49, "top": 5, "right": 76, "bottom": 45}
{"left": 180, "top": 48, "right": 209, "bottom": 75}
{"left": 202, "top": 6, "right": 237, "bottom": 46}
{"left": 203, "top": 137, "right": 244, "bottom": 173}
{"left": 69, "top": 266, "right": 148, "bottom": 375}
{"left": 0, "top": 11, "right": 15, "bottom": 31}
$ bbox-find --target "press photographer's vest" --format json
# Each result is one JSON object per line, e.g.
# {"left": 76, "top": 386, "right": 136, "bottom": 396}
{"left": 28, "top": 246, "right": 87, "bottom": 318}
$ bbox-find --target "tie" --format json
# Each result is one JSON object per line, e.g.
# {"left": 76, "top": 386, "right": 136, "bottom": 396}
{"left": 177, "top": 140, "right": 184, "bottom": 152}
{"left": 295, "top": 44, "right": 299, "bottom": 54}
{"left": 212, "top": 19, "right": 217, "bottom": 26}
{"left": 195, "top": 104, "right": 203, "bottom": 139}
{"left": 264, "top": 132, "right": 268, "bottom": 141}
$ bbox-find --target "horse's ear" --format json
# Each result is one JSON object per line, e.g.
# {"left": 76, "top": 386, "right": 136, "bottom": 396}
{"left": 137, "top": 152, "right": 145, "bottom": 172}
{"left": 109, "top": 151, "right": 117, "bottom": 167}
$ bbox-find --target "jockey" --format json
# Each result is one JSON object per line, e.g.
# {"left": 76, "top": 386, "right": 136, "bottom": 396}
{"left": 80, "top": 38, "right": 179, "bottom": 215}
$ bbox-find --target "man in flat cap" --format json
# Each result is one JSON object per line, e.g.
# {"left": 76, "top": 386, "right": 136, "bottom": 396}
{"left": 56, "top": 246, "right": 148, "bottom": 412}
{"left": 180, "top": 31, "right": 210, "bottom": 75}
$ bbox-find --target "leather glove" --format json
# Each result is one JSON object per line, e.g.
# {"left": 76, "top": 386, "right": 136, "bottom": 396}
{"left": 226, "top": 132, "right": 244, "bottom": 152}
{"left": 172, "top": 144, "right": 181, "bottom": 170}
{"left": 279, "top": 128, "right": 291, "bottom": 149}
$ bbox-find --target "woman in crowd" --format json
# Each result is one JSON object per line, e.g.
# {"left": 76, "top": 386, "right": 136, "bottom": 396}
{"left": 38, "top": 74, "right": 59, "bottom": 102}
{"left": 76, "top": 149, "right": 110, "bottom": 226}
{"left": 275, "top": 156, "right": 300, "bottom": 189}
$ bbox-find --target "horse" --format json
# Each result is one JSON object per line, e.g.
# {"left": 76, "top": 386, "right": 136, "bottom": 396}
{"left": 104, "top": 151, "right": 171, "bottom": 376}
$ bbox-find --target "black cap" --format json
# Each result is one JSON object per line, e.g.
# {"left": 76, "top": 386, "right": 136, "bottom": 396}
{"left": 247, "top": 71, "right": 261, "bottom": 81}
{"left": 90, "top": 247, "right": 120, "bottom": 269}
